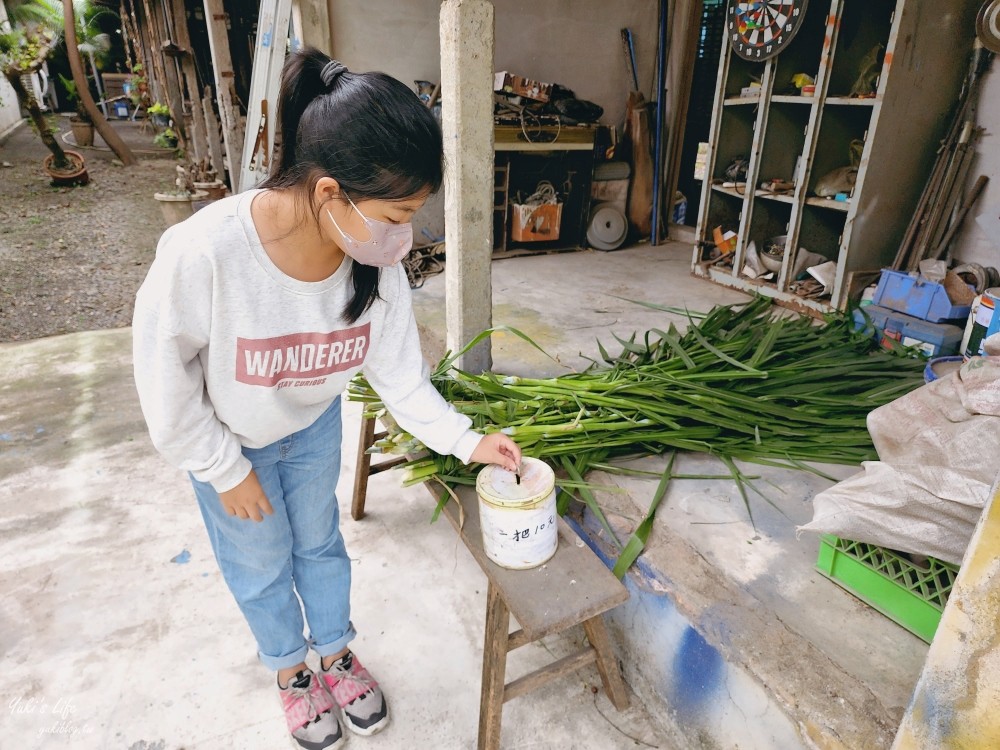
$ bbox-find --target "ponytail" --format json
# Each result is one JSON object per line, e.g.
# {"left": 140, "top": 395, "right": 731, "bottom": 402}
{"left": 261, "top": 47, "right": 444, "bottom": 323}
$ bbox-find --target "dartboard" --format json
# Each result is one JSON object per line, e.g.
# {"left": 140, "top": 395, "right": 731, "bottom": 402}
{"left": 727, "top": 0, "right": 809, "bottom": 61}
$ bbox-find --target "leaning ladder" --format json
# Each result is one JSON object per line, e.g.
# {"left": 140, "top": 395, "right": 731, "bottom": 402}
{"left": 237, "top": 0, "right": 305, "bottom": 193}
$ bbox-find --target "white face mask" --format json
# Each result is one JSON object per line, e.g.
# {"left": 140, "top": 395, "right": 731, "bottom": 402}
{"left": 326, "top": 194, "right": 413, "bottom": 267}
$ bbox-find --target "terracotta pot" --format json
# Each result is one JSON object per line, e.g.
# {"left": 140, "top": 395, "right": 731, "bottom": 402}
{"left": 193, "top": 180, "right": 227, "bottom": 201}
{"left": 43, "top": 149, "right": 89, "bottom": 187}
{"left": 154, "top": 190, "right": 209, "bottom": 227}
{"left": 70, "top": 119, "right": 94, "bottom": 147}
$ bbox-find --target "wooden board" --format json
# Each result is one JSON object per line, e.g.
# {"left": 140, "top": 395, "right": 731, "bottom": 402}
{"left": 426, "top": 483, "right": 628, "bottom": 641}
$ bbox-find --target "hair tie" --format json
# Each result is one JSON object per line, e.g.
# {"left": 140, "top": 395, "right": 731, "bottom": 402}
{"left": 321, "top": 60, "right": 347, "bottom": 88}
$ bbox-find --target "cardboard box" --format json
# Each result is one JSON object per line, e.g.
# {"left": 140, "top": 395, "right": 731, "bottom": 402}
{"left": 494, "top": 71, "right": 553, "bottom": 102}
{"left": 511, "top": 202, "right": 562, "bottom": 242}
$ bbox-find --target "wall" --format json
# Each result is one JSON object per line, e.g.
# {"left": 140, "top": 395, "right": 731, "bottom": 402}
{"left": 949, "top": 62, "right": 1000, "bottom": 269}
{"left": 327, "top": 0, "right": 659, "bottom": 239}
{"left": 0, "top": 76, "right": 22, "bottom": 141}
{"left": 328, "top": 0, "right": 659, "bottom": 128}
{"left": 0, "top": 0, "right": 22, "bottom": 140}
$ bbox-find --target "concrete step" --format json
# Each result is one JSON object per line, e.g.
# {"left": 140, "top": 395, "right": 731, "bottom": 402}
{"left": 564, "top": 453, "right": 927, "bottom": 750}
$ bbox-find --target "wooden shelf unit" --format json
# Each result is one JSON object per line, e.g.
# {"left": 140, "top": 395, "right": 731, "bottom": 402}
{"left": 693, "top": 0, "right": 982, "bottom": 313}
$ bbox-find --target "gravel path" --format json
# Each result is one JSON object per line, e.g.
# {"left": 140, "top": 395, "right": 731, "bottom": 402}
{"left": 0, "top": 117, "right": 187, "bottom": 342}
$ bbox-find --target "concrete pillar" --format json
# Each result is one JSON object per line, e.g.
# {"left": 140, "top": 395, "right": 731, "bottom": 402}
{"left": 292, "top": 0, "right": 332, "bottom": 54}
{"left": 892, "top": 481, "right": 1000, "bottom": 749}
{"left": 440, "top": 0, "right": 495, "bottom": 373}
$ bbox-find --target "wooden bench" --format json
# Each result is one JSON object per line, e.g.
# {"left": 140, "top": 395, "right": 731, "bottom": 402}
{"left": 352, "top": 415, "right": 630, "bottom": 750}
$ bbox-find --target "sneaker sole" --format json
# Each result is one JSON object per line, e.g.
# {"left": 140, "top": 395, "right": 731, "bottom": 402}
{"left": 342, "top": 710, "right": 389, "bottom": 737}
{"left": 288, "top": 728, "right": 347, "bottom": 750}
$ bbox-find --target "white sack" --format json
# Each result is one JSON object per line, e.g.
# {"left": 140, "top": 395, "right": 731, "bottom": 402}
{"left": 798, "top": 356, "right": 1000, "bottom": 565}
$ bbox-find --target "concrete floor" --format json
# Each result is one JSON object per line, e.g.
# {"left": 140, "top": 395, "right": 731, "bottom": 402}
{"left": 1, "top": 241, "right": 927, "bottom": 749}
{"left": 0, "top": 247, "right": 675, "bottom": 749}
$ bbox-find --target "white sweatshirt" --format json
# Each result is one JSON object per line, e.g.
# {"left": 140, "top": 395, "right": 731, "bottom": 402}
{"left": 132, "top": 189, "right": 480, "bottom": 492}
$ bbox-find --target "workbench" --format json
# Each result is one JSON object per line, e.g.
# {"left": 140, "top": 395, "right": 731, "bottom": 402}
{"left": 493, "top": 124, "right": 598, "bottom": 253}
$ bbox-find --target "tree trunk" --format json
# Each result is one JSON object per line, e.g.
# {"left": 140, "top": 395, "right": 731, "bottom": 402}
{"left": 4, "top": 70, "right": 69, "bottom": 169}
{"left": 63, "top": 0, "right": 138, "bottom": 165}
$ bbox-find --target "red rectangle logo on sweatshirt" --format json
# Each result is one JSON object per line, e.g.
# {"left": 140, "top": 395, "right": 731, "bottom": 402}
{"left": 235, "top": 324, "right": 370, "bottom": 387}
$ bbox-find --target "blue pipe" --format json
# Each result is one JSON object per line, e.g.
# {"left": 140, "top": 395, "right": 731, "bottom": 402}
{"left": 651, "top": 0, "right": 669, "bottom": 244}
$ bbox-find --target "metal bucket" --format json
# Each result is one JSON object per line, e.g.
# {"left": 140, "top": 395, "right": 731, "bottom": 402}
{"left": 476, "top": 457, "right": 558, "bottom": 570}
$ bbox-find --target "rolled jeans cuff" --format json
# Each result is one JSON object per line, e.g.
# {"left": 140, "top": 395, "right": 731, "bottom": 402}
{"left": 312, "top": 621, "right": 358, "bottom": 659}
{"left": 259, "top": 642, "right": 311, "bottom": 672}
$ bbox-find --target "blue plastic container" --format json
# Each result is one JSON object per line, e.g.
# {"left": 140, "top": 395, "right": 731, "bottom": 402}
{"left": 853, "top": 305, "right": 964, "bottom": 357}
{"left": 872, "top": 269, "right": 973, "bottom": 323}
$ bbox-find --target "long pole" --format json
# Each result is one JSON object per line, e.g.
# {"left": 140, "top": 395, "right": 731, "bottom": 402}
{"left": 650, "top": 0, "right": 669, "bottom": 245}
{"left": 63, "top": 0, "right": 137, "bottom": 165}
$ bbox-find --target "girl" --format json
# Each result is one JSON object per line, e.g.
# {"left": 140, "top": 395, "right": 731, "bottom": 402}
{"left": 133, "top": 48, "right": 520, "bottom": 750}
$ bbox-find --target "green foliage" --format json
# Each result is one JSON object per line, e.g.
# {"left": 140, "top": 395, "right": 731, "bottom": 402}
{"left": 348, "top": 296, "right": 929, "bottom": 574}
{"left": 57, "top": 73, "right": 91, "bottom": 121}
{"left": 0, "top": 0, "right": 62, "bottom": 74}
{"left": 147, "top": 102, "right": 170, "bottom": 117}
{"left": 153, "top": 128, "right": 178, "bottom": 150}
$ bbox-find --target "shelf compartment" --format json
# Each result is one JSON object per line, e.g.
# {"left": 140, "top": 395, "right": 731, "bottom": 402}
{"left": 807, "top": 105, "right": 873, "bottom": 197}
{"left": 825, "top": 96, "right": 877, "bottom": 107}
{"left": 772, "top": 2, "right": 836, "bottom": 96}
{"left": 757, "top": 190, "right": 795, "bottom": 205}
{"left": 827, "top": 0, "right": 895, "bottom": 98}
{"left": 711, "top": 105, "right": 758, "bottom": 182}
{"left": 703, "top": 188, "right": 744, "bottom": 245}
{"left": 770, "top": 94, "right": 815, "bottom": 104}
{"left": 758, "top": 102, "right": 811, "bottom": 186}
{"left": 711, "top": 183, "right": 749, "bottom": 200}
{"left": 723, "top": 96, "right": 762, "bottom": 106}
{"left": 746, "top": 199, "right": 792, "bottom": 258}
{"left": 805, "top": 196, "right": 850, "bottom": 212}
{"left": 723, "top": 54, "right": 767, "bottom": 99}
{"left": 797, "top": 204, "right": 847, "bottom": 264}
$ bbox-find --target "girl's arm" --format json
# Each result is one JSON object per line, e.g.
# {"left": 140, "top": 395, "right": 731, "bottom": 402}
{"left": 363, "top": 266, "right": 520, "bottom": 470}
{"left": 132, "top": 249, "right": 252, "bottom": 493}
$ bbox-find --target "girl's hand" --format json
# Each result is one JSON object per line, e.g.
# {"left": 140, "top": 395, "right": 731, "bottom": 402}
{"left": 471, "top": 433, "right": 522, "bottom": 473}
{"left": 219, "top": 470, "right": 274, "bottom": 522}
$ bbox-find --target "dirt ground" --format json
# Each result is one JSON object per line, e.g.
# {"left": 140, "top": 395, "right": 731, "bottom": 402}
{"left": 0, "top": 116, "right": 185, "bottom": 342}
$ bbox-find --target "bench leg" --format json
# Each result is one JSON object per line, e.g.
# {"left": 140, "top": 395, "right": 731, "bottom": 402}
{"left": 479, "top": 582, "right": 510, "bottom": 750}
{"left": 351, "top": 414, "right": 376, "bottom": 521}
{"left": 583, "top": 615, "right": 629, "bottom": 711}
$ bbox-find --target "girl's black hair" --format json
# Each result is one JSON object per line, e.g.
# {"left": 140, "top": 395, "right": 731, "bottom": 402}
{"left": 260, "top": 47, "right": 444, "bottom": 322}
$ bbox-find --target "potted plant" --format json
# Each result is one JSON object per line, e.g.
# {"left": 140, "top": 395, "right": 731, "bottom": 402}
{"left": 154, "top": 164, "right": 208, "bottom": 226}
{"left": 58, "top": 74, "right": 94, "bottom": 147}
{"left": 0, "top": 0, "right": 89, "bottom": 185}
{"left": 125, "top": 62, "right": 147, "bottom": 105}
{"left": 189, "top": 156, "right": 226, "bottom": 200}
{"left": 152, "top": 127, "right": 178, "bottom": 150}
{"left": 148, "top": 101, "right": 171, "bottom": 128}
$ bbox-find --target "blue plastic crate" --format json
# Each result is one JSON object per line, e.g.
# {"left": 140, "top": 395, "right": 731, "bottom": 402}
{"left": 853, "top": 305, "right": 963, "bottom": 357}
{"left": 872, "top": 269, "right": 972, "bottom": 323}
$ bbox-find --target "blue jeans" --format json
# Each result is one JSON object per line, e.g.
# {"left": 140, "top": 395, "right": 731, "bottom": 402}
{"left": 191, "top": 398, "right": 356, "bottom": 671}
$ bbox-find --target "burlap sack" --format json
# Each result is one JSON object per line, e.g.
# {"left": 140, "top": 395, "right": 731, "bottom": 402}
{"left": 798, "top": 356, "right": 1000, "bottom": 565}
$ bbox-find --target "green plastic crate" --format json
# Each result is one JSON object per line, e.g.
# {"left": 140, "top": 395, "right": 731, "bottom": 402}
{"left": 816, "top": 535, "right": 960, "bottom": 643}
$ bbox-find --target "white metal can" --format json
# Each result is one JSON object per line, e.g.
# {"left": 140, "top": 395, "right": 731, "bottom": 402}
{"left": 476, "top": 457, "right": 558, "bottom": 570}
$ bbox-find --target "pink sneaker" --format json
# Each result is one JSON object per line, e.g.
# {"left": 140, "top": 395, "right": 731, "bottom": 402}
{"left": 278, "top": 669, "right": 345, "bottom": 749}
{"left": 319, "top": 652, "right": 389, "bottom": 736}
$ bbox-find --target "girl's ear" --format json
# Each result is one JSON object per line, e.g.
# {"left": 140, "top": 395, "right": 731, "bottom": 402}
{"left": 314, "top": 176, "right": 342, "bottom": 206}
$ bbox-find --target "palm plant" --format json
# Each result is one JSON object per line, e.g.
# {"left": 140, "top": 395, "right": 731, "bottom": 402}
{"left": 72, "top": 0, "right": 110, "bottom": 114}
{"left": 0, "top": 0, "right": 72, "bottom": 169}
